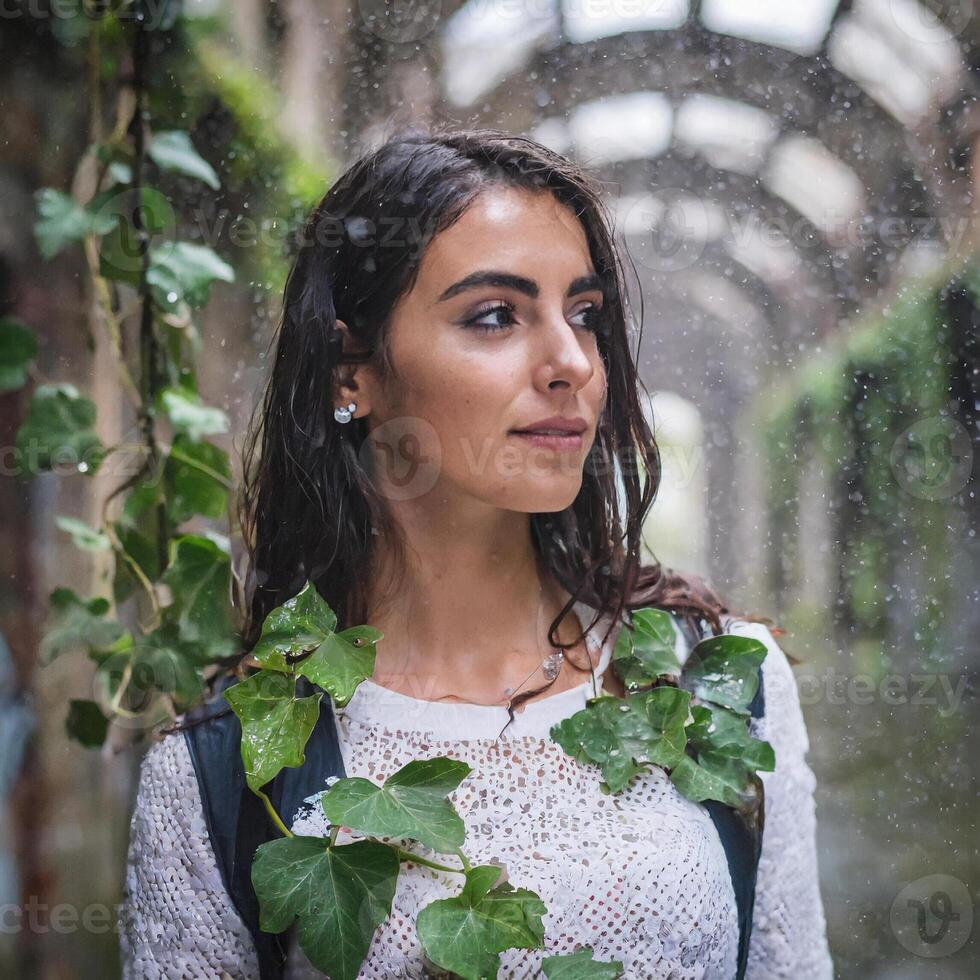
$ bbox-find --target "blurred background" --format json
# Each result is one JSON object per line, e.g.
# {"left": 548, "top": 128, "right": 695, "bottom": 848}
{"left": 0, "top": 0, "right": 977, "bottom": 976}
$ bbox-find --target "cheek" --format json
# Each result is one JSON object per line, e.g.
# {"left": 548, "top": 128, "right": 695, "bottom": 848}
{"left": 593, "top": 355, "right": 608, "bottom": 397}
{"left": 391, "top": 345, "right": 513, "bottom": 470}
{"left": 435, "top": 363, "right": 513, "bottom": 459}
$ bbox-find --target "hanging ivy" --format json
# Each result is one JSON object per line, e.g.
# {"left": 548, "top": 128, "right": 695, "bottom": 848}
{"left": 755, "top": 257, "right": 974, "bottom": 659}
{"left": 4, "top": 4, "right": 777, "bottom": 975}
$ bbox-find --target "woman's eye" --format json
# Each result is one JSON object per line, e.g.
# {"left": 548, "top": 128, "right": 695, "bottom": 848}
{"left": 462, "top": 303, "right": 516, "bottom": 333}
{"left": 573, "top": 304, "right": 603, "bottom": 331}
{"left": 461, "top": 302, "right": 603, "bottom": 334}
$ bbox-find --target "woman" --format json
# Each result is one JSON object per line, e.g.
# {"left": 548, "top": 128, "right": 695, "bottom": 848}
{"left": 118, "top": 127, "right": 833, "bottom": 978}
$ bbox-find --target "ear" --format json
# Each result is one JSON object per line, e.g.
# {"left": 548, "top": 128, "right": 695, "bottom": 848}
{"left": 333, "top": 319, "right": 373, "bottom": 420}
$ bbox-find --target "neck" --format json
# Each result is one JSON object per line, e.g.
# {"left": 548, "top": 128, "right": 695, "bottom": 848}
{"left": 365, "top": 498, "right": 573, "bottom": 702}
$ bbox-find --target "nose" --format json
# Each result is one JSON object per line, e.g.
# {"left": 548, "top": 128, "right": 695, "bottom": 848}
{"left": 531, "top": 309, "right": 598, "bottom": 393}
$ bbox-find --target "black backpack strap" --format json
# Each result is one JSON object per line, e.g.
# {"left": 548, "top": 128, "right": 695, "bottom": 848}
{"left": 677, "top": 614, "right": 767, "bottom": 980}
{"left": 183, "top": 673, "right": 347, "bottom": 980}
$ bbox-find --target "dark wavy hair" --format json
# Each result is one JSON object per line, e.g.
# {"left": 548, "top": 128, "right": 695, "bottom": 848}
{"left": 174, "top": 124, "right": 784, "bottom": 733}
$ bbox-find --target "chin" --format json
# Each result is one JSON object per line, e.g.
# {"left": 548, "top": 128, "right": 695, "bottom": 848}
{"left": 500, "top": 476, "right": 583, "bottom": 514}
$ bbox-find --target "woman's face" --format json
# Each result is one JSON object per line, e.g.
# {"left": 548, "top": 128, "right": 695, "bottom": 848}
{"left": 352, "top": 185, "right": 608, "bottom": 514}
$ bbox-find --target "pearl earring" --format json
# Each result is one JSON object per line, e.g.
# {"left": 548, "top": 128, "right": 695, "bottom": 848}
{"left": 334, "top": 401, "right": 357, "bottom": 424}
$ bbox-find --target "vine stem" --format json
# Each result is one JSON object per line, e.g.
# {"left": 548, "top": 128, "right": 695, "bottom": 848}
{"left": 160, "top": 439, "right": 235, "bottom": 489}
{"left": 101, "top": 512, "right": 161, "bottom": 630}
{"left": 107, "top": 659, "right": 133, "bottom": 715}
{"left": 256, "top": 789, "right": 294, "bottom": 839}
{"left": 248, "top": 786, "right": 462, "bottom": 872}
{"left": 251, "top": 763, "right": 492, "bottom": 853}
{"left": 393, "top": 848, "right": 465, "bottom": 876}
{"left": 130, "top": 0, "right": 170, "bottom": 578}
{"left": 82, "top": 233, "right": 142, "bottom": 410}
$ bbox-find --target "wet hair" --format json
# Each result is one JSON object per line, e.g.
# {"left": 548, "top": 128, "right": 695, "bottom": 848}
{"left": 169, "top": 124, "right": 783, "bottom": 736}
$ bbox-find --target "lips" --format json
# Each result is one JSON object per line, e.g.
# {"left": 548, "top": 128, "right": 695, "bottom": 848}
{"left": 509, "top": 430, "right": 584, "bottom": 451}
{"left": 516, "top": 428, "right": 577, "bottom": 436}
{"left": 510, "top": 416, "right": 588, "bottom": 435}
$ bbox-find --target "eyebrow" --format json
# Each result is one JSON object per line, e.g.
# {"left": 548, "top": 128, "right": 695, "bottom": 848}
{"left": 435, "top": 270, "right": 603, "bottom": 303}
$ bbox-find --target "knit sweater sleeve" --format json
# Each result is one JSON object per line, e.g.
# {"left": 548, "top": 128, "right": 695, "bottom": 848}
{"left": 117, "top": 728, "right": 260, "bottom": 980}
{"left": 731, "top": 619, "right": 835, "bottom": 979}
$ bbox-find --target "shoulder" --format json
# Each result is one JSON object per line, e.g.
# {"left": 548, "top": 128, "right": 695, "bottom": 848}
{"left": 120, "top": 723, "right": 260, "bottom": 978}
{"left": 136, "top": 726, "right": 198, "bottom": 794}
{"left": 667, "top": 609, "right": 810, "bottom": 763}
{"left": 125, "top": 727, "right": 212, "bottom": 879}
{"left": 129, "top": 726, "right": 213, "bottom": 843}
{"left": 572, "top": 598, "right": 628, "bottom": 674}
{"left": 722, "top": 619, "right": 813, "bottom": 777}
{"left": 133, "top": 691, "right": 240, "bottom": 820}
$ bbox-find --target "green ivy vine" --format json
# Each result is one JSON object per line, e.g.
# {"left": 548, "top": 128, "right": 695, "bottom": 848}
{"left": 2, "top": 4, "right": 774, "bottom": 976}
{"left": 6, "top": 2, "right": 244, "bottom": 742}
{"left": 215, "top": 583, "right": 773, "bottom": 979}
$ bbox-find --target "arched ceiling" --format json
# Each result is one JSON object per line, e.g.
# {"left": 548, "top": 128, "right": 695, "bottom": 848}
{"left": 436, "top": 0, "right": 970, "bottom": 372}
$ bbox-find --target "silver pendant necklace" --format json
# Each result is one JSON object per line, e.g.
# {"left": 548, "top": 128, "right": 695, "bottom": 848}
{"left": 502, "top": 593, "right": 565, "bottom": 701}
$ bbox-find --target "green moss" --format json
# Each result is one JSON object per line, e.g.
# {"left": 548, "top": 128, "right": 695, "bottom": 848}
{"left": 139, "top": 17, "right": 334, "bottom": 296}
{"left": 756, "top": 255, "right": 976, "bottom": 653}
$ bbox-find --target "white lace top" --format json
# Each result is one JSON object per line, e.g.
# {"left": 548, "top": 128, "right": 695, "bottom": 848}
{"left": 118, "top": 602, "right": 834, "bottom": 979}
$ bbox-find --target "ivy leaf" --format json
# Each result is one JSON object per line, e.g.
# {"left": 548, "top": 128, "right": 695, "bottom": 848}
{"left": 91, "top": 185, "right": 174, "bottom": 231}
{"left": 163, "top": 433, "right": 230, "bottom": 524}
{"left": 541, "top": 948, "right": 625, "bottom": 979}
{"left": 34, "top": 188, "right": 117, "bottom": 259}
{"left": 550, "top": 697, "right": 646, "bottom": 792}
{"left": 55, "top": 515, "right": 110, "bottom": 551}
{"left": 252, "top": 581, "right": 382, "bottom": 704}
{"left": 160, "top": 534, "right": 237, "bottom": 658}
{"left": 686, "top": 704, "right": 775, "bottom": 772}
{"left": 89, "top": 629, "right": 135, "bottom": 666}
{"left": 681, "top": 633, "right": 767, "bottom": 714}
{"left": 92, "top": 138, "right": 135, "bottom": 187}
{"left": 148, "top": 240, "right": 234, "bottom": 310}
{"left": 65, "top": 698, "right": 110, "bottom": 748}
{"left": 148, "top": 131, "right": 221, "bottom": 189}
{"left": 612, "top": 607, "right": 681, "bottom": 691}
{"left": 294, "top": 625, "right": 383, "bottom": 706}
{"left": 633, "top": 686, "right": 692, "bottom": 768}
{"left": 121, "top": 475, "right": 164, "bottom": 524}
{"left": 129, "top": 621, "right": 206, "bottom": 710}
{"left": 320, "top": 757, "right": 471, "bottom": 854}
{"left": 224, "top": 671, "right": 322, "bottom": 791}
{"left": 668, "top": 754, "right": 758, "bottom": 810}
{"left": 98, "top": 218, "right": 141, "bottom": 287}
{"left": 0, "top": 317, "right": 37, "bottom": 392}
{"left": 111, "top": 472, "right": 165, "bottom": 603}
{"left": 15, "top": 383, "right": 106, "bottom": 475}
{"left": 111, "top": 521, "right": 161, "bottom": 605}
{"left": 550, "top": 687, "right": 690, "bottom": 793}
{"left": 107, "top": 160, "right": 132, "bottom": 184}
{"left": 673, "top": 703, "right": 774, "bottom": 811}
{"left": 87, "top": 621, "right": 201, "bottom": 717}
{"left": 95, "top": 187, "right": 175, "bottom": 286}
{"left": 90, "top": 637, "right": 143, "bottom": 712}
{"left": 252, "top": 579, "right": 340, "bottom": 672}
{"left": 158, "top": 386, "right": 229, "bottom": 441}
{"left": 417, "top": 865, "right": 546, "bottom": 980}
{"left": 252, "top": 836, "right": 398, "bottom": 980}
{"left": 40, "top": 588, "right": 126, "bottom": 665}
